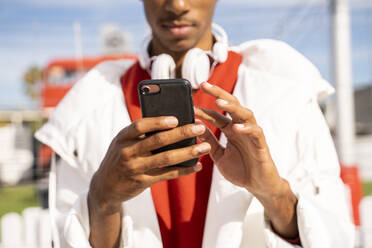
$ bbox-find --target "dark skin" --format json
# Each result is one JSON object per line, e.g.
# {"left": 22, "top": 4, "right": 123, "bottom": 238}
{"left": 145, "top": 0, "right": 216, "bottom": 77}
{"left": 88, "top": 1, "right": 298, "bottom": 247}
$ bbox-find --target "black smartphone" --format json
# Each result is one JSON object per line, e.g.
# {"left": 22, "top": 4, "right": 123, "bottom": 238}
{"left": 138, "top": 79, "right": 198, "bottom": 167}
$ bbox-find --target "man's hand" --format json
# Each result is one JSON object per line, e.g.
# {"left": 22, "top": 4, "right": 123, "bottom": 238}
{"left": 88, "top": 116, "right": 210, "bottom": 248}
{"left": 195, "top": 82, "right": 298, "bottom": 239}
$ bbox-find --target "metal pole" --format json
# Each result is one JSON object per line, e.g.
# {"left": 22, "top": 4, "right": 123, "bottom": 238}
{"left": 331, "top": 0, "right": 363, "bottom": 238}
{"left": 331, "top": 0, "right": 355, "bottom": 166}
{"left": 73, "top": 21, "right": 84, "bottom": 77}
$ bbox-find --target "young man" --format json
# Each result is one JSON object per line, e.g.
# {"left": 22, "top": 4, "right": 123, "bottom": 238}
{"left": 36, "top": 0, "right": 355, "bottom": 247}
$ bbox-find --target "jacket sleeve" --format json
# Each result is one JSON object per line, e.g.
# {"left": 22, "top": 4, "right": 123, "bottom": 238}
{"left": 34, "top": 59, "right": 137, "bottom": 248}
{"left": 262, "top": 98, "right": 355, "bottom": 248}
{"left": 48, "top": 156, "right": 133, "bottom": 248}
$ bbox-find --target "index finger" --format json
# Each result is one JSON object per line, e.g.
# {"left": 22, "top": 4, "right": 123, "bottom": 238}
{"left": 118, "top": 116, "right": 178, "bottom": 140}
{"left": 200, "top": 82, "right": 238, "bottom": 103}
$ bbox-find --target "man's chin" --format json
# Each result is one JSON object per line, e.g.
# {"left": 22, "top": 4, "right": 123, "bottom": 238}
{"left": 163, "top": 39, "right": 199, "bottom": 54}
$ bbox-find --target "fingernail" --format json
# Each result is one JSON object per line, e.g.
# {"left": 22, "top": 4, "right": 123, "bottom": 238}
{"left": 217, "top": 99, "right": 228, "bottom": 105}
{"left": 164, "top": 117, "right": 178, "bottom": 126}
{"left": 235, "top": 124, "right": 245, "bottom": 129}
{"left": 203, "top": 82, "right": 212, "bottom": 88}
{"left": 194, "top": 142, "right": 210, "bottom": 154}
{"left": 194, "top": 163, "right": 203, "bottom": 171}
{"left": 191, "top": 124, "right": 205, "bottom": 134}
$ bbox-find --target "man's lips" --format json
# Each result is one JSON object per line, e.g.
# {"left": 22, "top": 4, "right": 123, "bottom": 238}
{"left": 161, "top": 23, "right": 195, "bottom": 36}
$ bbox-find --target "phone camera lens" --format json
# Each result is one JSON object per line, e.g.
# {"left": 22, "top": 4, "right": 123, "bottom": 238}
{"left": 142, "top": 86, "right": 151, "bottom": 95}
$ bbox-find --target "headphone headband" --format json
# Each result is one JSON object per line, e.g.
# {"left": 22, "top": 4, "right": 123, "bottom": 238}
{"left": 138, "top": 35, "right": 152, "bottom": 70}
{"left": 212, "top": 23, "right": 228, "bottom": 44}
{"left": 138, "top": 23, "right": 229, "bottom": 89}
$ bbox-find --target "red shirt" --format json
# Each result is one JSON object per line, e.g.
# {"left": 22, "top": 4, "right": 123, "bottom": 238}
{"left": 121, "top": 51, "right": 242, "bottom": 248}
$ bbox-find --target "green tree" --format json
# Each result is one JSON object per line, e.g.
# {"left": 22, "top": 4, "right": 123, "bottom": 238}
{"left": 23, "top": 66, "right": 42, "bottom": 100}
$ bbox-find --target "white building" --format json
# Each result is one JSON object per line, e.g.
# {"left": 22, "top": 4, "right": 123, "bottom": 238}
{"left": 324, "top": 84, "right": 372, "bottom": 181}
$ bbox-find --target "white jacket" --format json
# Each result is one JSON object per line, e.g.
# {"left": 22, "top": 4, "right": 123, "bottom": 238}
{"left": 35, "top": 39, "right": 355, "bottom": 248}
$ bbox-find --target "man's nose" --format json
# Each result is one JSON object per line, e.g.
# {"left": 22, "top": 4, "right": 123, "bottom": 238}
{"left": 165, "top": 0, "right": 189, "bottom": 16}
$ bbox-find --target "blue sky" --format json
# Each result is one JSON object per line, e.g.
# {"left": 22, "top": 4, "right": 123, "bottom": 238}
{"left": 0, "top": 0, "right": 371, "bottom": 109}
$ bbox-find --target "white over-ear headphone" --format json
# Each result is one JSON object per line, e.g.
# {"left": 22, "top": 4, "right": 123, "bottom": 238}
{"left": 138, "top": 23, "right": 229, "bottom": 89}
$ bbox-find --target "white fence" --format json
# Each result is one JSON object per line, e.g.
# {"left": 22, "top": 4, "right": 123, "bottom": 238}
{"left": 0, "top": 196, "right": 371, "bottom": 247}
{"left": 0, "top": 125, "right": 34, "bottom": 185}
{"left": 355, "top": 135, "right": 372, "bottom": 181}
{"left": 0, "top": 207, "right": 51, "bottom": 248}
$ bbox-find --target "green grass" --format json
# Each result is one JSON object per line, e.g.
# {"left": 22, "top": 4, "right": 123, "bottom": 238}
{"left": 363, "top": 181, "right": 372, "bottom": 196}
{"left": 0, "top": 184, "right": 40, "bottom": 219}
{"left": 0, "top": 182, "right": 369, "bottom": 220}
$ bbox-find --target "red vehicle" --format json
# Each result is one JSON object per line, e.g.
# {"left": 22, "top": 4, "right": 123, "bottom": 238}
{"left": 38, "top": 55, "right": 137, "bottom": 170}
{"left": 42, "top": 55, "right": 137, "bottom": 109}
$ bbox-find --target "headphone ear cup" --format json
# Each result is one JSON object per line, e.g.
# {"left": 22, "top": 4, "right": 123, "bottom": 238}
{"left": 151, "top": 54, "right": 176, "bottom": 79}
{"left": 212, "top": 42, "right": 228, "bottom": 63}
{"left": 182, "top": 48, "right": 210, "bottom": 89}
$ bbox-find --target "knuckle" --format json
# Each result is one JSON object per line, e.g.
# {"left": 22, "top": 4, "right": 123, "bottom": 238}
{"left": 125, "top": 162, "right": 137, "bottom": 175}
{"left": 255, "top": 126, "right": 263, "bottom": 135}
{"left": 191, "top": 146, "right": 199, "bottom": 157}
{"left": 245, "top": 109, "right": 254, "bottom": 118}
{"left": 151, "top": 133, "right": 165, "bottom": 146}
{"left": 132, "top": 175, "right": 147, "bottom": 187}
{"left": 118, "top": 125, "right": 129, "bottom": 137}
{"left": 157, "top": 117, "right": 166, "bottom": 126}
{"left": 159, "top": 152, "right": 172, "bottom": 166}
{"left": 178, "top": 167, "right": 193, "bottom": 177}
{"left": 231, "top": 96, "right": 239, "bottom": 103}
{"left": 132, "top": 120, "right": 142, "bottom": 133}
{"left": 169, "top": 170, "right": 180, "bottom": 179}
{"left": 180, "top": 126, "right": 190, "bottom": 137}
{"left": 183, "top": 167, "right": 194, "bottom": 175}
{"left": 121, "top": 147, "right": 132, "bottom": 160}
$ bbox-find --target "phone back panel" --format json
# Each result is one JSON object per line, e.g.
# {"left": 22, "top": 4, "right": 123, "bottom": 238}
{"left": 138, "top": 79, "right": 197, "bottom": 167}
